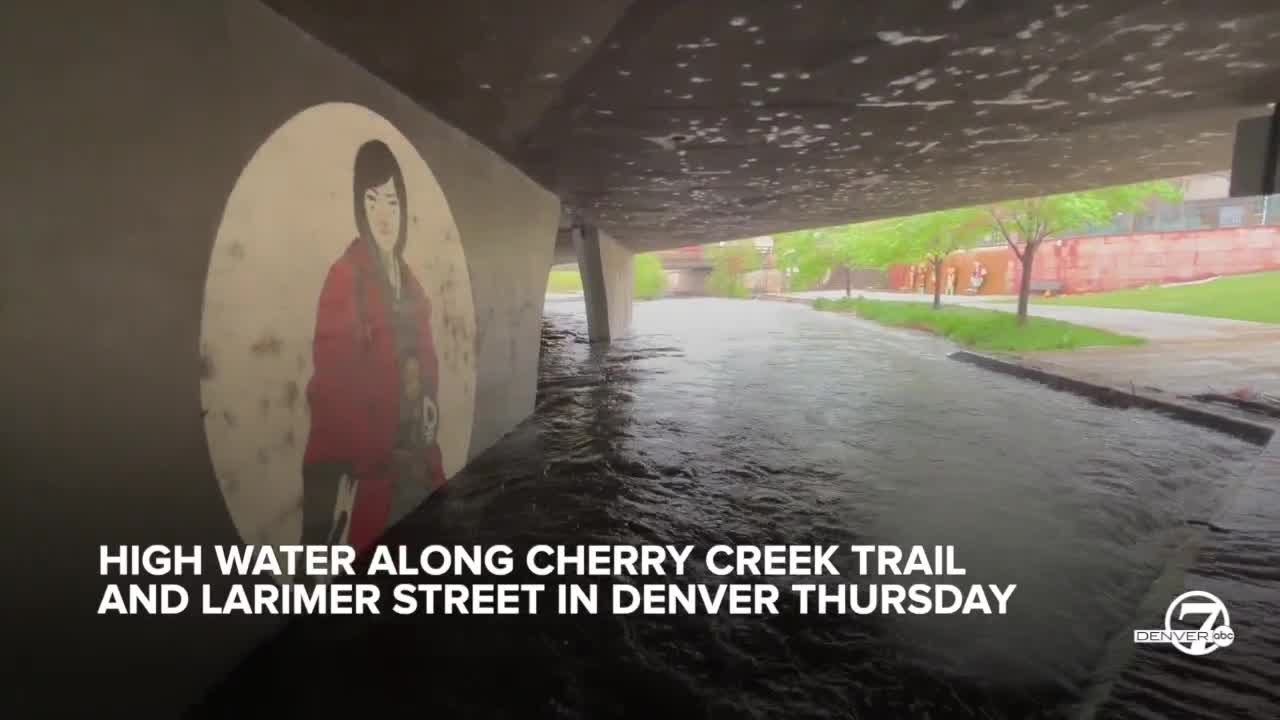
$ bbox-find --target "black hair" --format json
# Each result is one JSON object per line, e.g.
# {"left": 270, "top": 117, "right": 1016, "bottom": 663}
{"left": 353, "top": 140, "right": 408, "bottom": 256}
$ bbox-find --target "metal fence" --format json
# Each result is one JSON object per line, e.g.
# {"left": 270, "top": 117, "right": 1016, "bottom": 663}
{"left": 976, "top": 193, "right": 1280, "bottom": 247}
{"left": 1087, "top": 193, "right": 1280, "bottom": 235}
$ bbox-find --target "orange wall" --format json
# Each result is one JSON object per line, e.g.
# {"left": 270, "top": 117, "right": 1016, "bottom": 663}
{"left": 888, "top": 226, "right": 1280, "bottom": 295}
{"left": 889, "top": 246, "right": 1014, "bottom": 295}
{"left": 1026, "top": 226, "right": 1280, "bottom": 293}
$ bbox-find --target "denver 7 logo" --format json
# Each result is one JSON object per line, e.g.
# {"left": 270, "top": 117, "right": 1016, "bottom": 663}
{"left": 1134, "top": 590, "right": 1235, "bottom": 657}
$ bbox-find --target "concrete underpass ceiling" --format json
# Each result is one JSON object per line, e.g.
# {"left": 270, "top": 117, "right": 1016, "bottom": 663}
{"left": 266, "top": 0, "right": 1280, "bottom": 252}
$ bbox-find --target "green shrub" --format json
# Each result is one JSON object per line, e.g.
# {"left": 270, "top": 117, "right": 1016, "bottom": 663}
{"left": 546, "top": 270, "right": 583, "bottom": 293}
{"left": 705, "top": 241, "right": 761, "bottom": 298}
{"left": 633, "top": 254, "right": 668, "bottom": 300}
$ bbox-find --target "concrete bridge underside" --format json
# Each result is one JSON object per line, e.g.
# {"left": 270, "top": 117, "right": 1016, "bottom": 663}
{"left": 271, "top": 0, "right": 1280, "bottom": 257}
{"left": 4, "top": 1, "right": 1280, "bottom": 717}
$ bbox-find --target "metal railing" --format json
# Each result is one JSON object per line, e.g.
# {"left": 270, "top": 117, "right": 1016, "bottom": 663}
{"left": 1080, "top": 194, "right": 1279, "bottom": 236}
{"left": 973, "top": 193, "right": 1280, "bottom": 247}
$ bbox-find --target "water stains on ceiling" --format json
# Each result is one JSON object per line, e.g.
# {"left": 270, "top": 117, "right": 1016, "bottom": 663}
{"left": 266, "top": 0, "right": 1280, "bottom": 250}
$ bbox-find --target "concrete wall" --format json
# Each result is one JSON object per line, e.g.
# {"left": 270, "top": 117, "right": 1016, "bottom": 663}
{"left": 1027, "top": 226, "right": 1280, "bottom": 293}
{"left": 666, "top": 267, "right": 710, "bottom": 296}
{"left": 1178, "top": 172, "right": 1231, "bottom": 201}
{"left": 888, "top": 246, "right": 1014, "bottom": 296}
{"left": 886, "top": 226, "right": 1280, "bottom": 296}
{"left": 2, "top": 1, "right": 557, "bottom": 716}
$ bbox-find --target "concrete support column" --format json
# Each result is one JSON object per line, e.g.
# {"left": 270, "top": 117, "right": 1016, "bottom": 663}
{"left": 573, "top": 222, "right": 633, "bottom": 342}
{"left": 1229, "top": 103, "right": 1280, "bottom": 198}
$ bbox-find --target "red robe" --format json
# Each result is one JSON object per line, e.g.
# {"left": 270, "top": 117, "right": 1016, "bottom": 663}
{"left": 303, "top": 238, "right": 446, "bottom": 552}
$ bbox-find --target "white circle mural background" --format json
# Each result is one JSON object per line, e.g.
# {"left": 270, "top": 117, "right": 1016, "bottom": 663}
{"left": 201, "top": 102, "right": 476, "bottom": 556}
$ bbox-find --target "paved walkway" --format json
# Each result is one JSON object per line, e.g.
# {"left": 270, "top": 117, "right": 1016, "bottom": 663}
{"left": 792, "top": 289, "right": 1277, "bottom": 340}
{"left": 981, "top": 303, "right": 1278, "bottom": 342}
{"left": 1025, "top": 335, "right": 1280, "bottom": 399}
{"left": 788, "top": 289, "right": 1280, "bottom": 400}
{"left": 792, "top": 289, "right": 1015, "bottom": 306}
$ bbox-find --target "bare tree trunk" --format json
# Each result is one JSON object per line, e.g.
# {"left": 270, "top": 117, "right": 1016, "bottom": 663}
{"left": 1016, "top": 243, "right": 1038, "bottom": 325}
{"left": 932, "top": 259, "right": 943, "bottom": 310}
{"left": 844, "top": 265, "right": 852, "bottom": 297}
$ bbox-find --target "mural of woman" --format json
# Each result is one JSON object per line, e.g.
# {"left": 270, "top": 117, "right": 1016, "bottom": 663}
{"left": 968, "top": 260, "right": 989, "bottom": 294}
{"left": 301, "top": 139, "right": 446, "bottom": 551}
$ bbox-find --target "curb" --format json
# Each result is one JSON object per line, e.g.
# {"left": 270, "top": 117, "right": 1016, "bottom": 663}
{"left": 949, "top": 350, "right": 1276, "bottom": 446}
{"left": 756, "top": 294, "right": 814, "bottom": 305}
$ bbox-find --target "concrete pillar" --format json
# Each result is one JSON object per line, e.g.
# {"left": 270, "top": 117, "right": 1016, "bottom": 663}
{"left": 573, "top": 223, "right": 633, "bottom": 342}
{"left": 1229, "top": 104, "right": 1280, "bottom": 198}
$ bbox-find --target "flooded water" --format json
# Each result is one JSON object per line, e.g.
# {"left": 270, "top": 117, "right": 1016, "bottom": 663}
{"left": 195, "top": 298, "right": 1276, "bottom": 719}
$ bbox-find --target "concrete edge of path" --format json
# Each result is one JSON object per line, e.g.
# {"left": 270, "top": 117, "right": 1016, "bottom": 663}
{"left": 949, "top": 351, "right": 1276, "bottom": 447}
{"left": 758, "top": 294, "right": 814, "bottom": 305}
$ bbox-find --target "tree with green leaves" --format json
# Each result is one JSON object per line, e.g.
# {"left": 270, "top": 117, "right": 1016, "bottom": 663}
{"left": 774, "top": 229, "right": 836, "bottom": 292}
{"left": 633, "top": 253, "right": 668, "bottom": 300}
{"left": 774, "top": 220, "right": 902, "bottom": 295}
{"left": 824, "top": 220, "right": 904, "bottom": 294}
{"left": 705, "top": 240, "right": 763, "bottom": 298}
{"left": 877, "top": 207, "right": 992, "bottom": 310}
{"left": 793, "top": 210, "right": 987, "bottom": 309}
{"left": 988, "top": 181, "right": 1182, "bottom": 324}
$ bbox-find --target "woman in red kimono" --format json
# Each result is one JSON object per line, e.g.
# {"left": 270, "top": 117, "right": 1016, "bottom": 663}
{"left": 301, "top": 139, "right": 446, "bottom": 552}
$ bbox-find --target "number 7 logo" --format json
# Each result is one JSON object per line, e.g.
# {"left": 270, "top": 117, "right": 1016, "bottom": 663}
{"left": 1178, "top": 601, "right": 1222, "bottom": 655}
{"left": 1166, "top": 591, "right": 1233, "bottom": 656}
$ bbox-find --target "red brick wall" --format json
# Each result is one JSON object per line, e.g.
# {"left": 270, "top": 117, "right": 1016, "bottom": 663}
{"left": 888, "top": 246, "right": 1014, "bottom": 295}
{"left": 886, "top": 226, "right": 1280, "bottom": 295}
{"left": 1025, "top": 226, "right": 1280, "bottom": 293}
{"left": 887, "top": 264, "right": 909, "bottom": 289}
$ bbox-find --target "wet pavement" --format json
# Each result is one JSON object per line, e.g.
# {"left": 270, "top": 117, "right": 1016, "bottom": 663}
{"left": 788, "top": 290, "right": 1280, "bottom": 399}
{"left": 792, "top": 289, "right": 1016, "bottom": 306}
{"left": 1024, "top": 338, "right": 1280, "bottom": 399}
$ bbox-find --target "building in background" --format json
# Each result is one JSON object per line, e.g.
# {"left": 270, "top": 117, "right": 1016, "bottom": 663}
{"left": 891, "top": 172, "right": 1280, "bottom": 296}
{"left": 654, "top": 237, "right": 784, "bottom": 296}
{"left": 649, "top": 172, "right": 1279, "bottom": 298}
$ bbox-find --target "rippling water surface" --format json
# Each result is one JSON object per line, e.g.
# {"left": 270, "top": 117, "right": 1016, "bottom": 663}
{"left": 199, "top": 298, "right": 1276, "bottom": 719}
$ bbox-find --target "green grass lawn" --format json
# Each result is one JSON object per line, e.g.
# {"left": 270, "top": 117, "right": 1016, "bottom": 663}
{"left": 1043, "top": 271, "right": 1280, "bottom": 324}
{"left": 813, "top": 297, "right": 1144, "bottom": 352}
{"left": 546, "top": 269, "right": 584, "bottom": 294}
{"left": 547, "top": 255, "right": 669, "bottom": 299}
